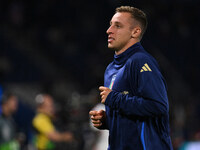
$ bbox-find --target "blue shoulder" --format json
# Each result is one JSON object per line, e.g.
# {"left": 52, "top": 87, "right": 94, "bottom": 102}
{"left": 127, "top": 51, "right": 158, "bottom": 68}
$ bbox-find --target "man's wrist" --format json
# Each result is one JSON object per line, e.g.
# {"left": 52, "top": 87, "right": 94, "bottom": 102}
{"left": 105, "top": 91, "right": 114, "bottom": 106}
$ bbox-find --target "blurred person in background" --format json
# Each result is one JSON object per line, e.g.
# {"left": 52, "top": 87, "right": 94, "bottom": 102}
{"left": 90, "top": 6, "right": 173, "bottom": 150}
{"left": 0, "top": 92, "right": 19, "bottom": 150}
{"left": 32, "top": 94, "right": 73, "bottom": 150}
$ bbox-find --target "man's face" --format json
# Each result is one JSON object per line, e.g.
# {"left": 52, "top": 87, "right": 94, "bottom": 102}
{"left": 7, "top": 96, "right": 18, "bottom": 114}
{"left": 106, "top": 12, "right": 135, "bottom": 52}
{"left": 42, "top": 96, "right": 55, "bottom": 117}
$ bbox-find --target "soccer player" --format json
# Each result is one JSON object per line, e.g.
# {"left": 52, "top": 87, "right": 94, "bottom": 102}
{"left": 89, "top": 6, "right": 173, "bottom": 150}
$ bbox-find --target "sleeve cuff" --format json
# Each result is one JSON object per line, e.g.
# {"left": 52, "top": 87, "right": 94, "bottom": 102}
{"left": 105, "top": 91, "right": 114, "bottom": 106}
{"left": 105, "top": 91, "right": 121, "bottom": 109}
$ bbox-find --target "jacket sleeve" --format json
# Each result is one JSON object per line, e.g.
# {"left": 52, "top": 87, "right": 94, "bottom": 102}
{"left": 104, "top": 55, "right": 169, "bottom": 117}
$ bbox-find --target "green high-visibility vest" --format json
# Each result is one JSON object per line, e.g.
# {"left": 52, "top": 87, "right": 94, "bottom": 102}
{"left": 0, "top": 140, "right": 19, "bottom": 150}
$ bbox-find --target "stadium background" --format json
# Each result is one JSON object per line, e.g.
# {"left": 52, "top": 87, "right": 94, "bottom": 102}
{"left": 0, "top": 0, "right": 200, "bottom": 149}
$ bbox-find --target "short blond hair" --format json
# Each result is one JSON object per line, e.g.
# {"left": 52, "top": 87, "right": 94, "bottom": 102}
{"left": 116, "top": 6, "right": 147, "bottom": 39}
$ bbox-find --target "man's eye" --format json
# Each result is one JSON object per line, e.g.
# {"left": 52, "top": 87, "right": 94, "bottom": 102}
{"left": 115, "top": 25, "right": 121, "bottom": 28}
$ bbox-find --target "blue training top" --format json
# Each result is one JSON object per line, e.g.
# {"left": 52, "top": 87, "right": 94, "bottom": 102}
{"left": 103, "top": 42, "right": 173, "bottom": 150}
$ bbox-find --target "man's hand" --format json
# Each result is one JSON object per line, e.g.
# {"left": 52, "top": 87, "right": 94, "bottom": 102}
{"left": 99, "top": 86, "right": 112, "bottom": 104}
{"left": 63, "top": 132, "right": 74, "bottom": 142}
{"left": 47, "top": 131, "right": 74, "bottom": 142}
{"left": 89, "top": 110, "right": 106, "bottom": 128}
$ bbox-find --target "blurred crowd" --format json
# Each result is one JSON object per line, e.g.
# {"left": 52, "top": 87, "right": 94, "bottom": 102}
{"left": 0, "top": 0, "right": 200, "bottom": 150}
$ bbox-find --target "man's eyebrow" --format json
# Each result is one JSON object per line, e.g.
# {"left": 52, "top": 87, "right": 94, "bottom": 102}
{"left": 110, "top": 21, "right": 122, "bottom": 25}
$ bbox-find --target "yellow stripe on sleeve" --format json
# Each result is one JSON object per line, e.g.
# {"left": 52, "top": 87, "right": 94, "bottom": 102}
{"left": 142, "top": 66, "right": 148, "bottom": 71}
{"left": 144, "top": 63, "right": 152, "bottom": 71}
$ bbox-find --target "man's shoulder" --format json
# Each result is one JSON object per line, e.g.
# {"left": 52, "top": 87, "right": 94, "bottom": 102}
{"left": 33, "top": 113, "right": 50, "bottom": 124}
{"left": 33, "top": 113, "right": 55, "bottom": 133}
{"left": 127, "top": 50, "right": 156, "bottom": 65}
{"left": 125, "top": 50, "right": 160, "bottom": 74}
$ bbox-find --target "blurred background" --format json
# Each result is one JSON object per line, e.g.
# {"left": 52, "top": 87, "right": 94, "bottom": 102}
{"left": 0, "top": 0, "right": 200, "bottom": 150}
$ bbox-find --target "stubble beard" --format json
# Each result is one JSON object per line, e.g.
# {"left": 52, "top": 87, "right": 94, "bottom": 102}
{"left": 108, "top": 43, "right": 126, "bottom": 54}
{"left": 108, "top": 43, "right": 120, "bottom": 52}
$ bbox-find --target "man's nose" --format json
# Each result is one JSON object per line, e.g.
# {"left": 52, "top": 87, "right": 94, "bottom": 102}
{"left": 106, "top": 26, "right": 113, "bottom": 35}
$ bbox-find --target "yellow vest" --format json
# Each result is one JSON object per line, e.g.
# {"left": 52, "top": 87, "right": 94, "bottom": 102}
{"left": 32, "top": 113, "right": 55, "bottom": 150}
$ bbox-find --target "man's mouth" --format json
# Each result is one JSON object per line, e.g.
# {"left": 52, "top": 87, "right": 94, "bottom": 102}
{"left": 108, "top": 37, "right": 115, "bottom": 43}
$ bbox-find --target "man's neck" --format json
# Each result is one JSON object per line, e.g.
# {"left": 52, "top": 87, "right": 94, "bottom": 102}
{"left": 115, "top": 40, "right": 140, "bottom": 55}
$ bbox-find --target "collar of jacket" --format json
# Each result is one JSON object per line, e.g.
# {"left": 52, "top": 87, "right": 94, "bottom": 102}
{"left": 113, "top": 42, "right": 143, "bottom": 65}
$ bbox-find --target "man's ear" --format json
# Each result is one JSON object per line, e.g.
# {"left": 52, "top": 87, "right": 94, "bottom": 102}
{"left": 131, "top": 27, "right": 141, "bottom": 38}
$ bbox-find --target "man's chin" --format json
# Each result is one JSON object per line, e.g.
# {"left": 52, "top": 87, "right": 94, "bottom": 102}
{"left": 108, "top": 44, "right": 116, "bottom": 50}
